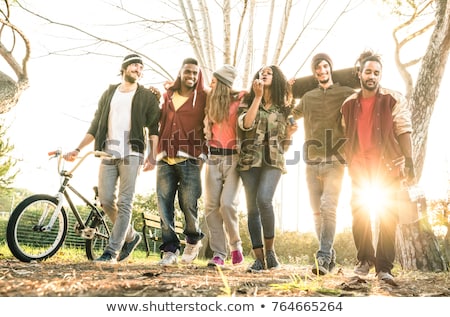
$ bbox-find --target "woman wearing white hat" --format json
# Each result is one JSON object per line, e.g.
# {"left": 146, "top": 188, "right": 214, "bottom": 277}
{"left": 204, "top": 64, "right": 246, "bottom": 267}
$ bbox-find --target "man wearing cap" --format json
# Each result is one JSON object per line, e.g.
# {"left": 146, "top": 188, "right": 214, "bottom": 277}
{"left": 291, "top": 53, "right": 355, "bottom": 275}
{"left": 203, "top": 65, "right": 246, "bottom": 267}
{"left": 64, "top": 53, "right": 161, "bottom": 263}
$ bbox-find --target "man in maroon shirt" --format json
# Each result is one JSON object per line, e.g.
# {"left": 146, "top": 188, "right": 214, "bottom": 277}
{"left": 156, "top": 57, "right": 208, "bottom": 266}
{"left": 341, "top": 50, "right": 415, "bottom": 285}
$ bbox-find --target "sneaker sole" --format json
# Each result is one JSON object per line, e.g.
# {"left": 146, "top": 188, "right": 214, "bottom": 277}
{"left": 312, "top": 267, "right": 328, "bottom": 275}
{"left": 159, "top": 259, "right": 178, "bottom": 266}
{"left": 181, "top": 253, "right": 200, "bottom": 264}
{"left": 268, "top": 265, "right": 281, "bottom": 270}
{"left": 94, "top": 260, "right": 117, "bottom": 265}
{"left": 159, "top": 262, "right": 177, "bottom": 267}
{"left": 246, "top": 268, "right": 265, "bottom": 273}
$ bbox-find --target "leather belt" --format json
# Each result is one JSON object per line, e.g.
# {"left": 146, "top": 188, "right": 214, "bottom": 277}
{"left": 209, "top": 147, "right": 237, "bottom": 155}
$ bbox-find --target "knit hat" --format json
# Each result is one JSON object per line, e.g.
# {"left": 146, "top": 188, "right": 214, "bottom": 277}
{"left": 213, "top": 64, "right": 238, "bottom": 88}
{"left": 311, "top": 53, "right": 333, "bottom": 73}
{"left": 121, "top": 54, "right": 143, "bottom": 70}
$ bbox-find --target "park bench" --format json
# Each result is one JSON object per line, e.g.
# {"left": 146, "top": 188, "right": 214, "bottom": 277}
{"left": 141, "top": 211, "right": 186, "bottom": 256}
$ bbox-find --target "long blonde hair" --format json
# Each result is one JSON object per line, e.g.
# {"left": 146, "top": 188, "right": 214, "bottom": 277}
{"left": 206, "top": 80, "right": 233, "bottom": 124}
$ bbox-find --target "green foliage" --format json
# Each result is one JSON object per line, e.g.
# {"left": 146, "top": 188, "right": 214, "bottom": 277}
{"left": 427, "top": 198, "right": 449, "bottom": 231}
{"left": 133, "top": 192, "right": 158, "bottom": 215}
{"left": 427, "top": 198, "right": 450, "bottom": 267}
{"left": 333, "top": 228, "right": 357, "bottom": 266}
{"left": 0, "top": 218, "right": 6, "bottom": 244}
{"left": 0, "top": 187, "right": 33, "bottom": 213}
{"left": 0, "top": 121, "right": 18, "bottom": 191}
{"left": 132, "top": 192, "right": 159, "bottom": 230}
{"left": 275, "top": 231, "right": 318, "bottom": 264}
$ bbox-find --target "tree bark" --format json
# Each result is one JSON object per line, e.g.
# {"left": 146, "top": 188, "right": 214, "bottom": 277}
{"left": 395, "top": 0, "right": 450, "bottom": 272}
{"left": 397, "top": 218, "right": 447, "bottom": 272}
{"left": 0, "top": 71, "right": 20, "bottom": 114}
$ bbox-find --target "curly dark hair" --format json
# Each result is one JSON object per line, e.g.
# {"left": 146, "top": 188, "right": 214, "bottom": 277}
{"left": 243, "top": 65, "right": 290, "bottom": 116}
{"left": 355, "top": 50, "right": 383, "bottom": 72}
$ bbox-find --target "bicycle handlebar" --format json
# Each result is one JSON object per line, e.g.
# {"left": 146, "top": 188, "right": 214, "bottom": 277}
{"left": 49, "top": 149, "right": 114, "bottom": 176}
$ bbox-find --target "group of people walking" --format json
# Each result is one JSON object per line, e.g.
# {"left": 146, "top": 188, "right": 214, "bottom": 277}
{"left": 64, "top": 49, "right": 415, "bottom": 285}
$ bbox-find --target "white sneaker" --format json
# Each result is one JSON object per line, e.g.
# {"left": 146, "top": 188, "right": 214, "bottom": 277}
{"left": 181, "top": 242, "right": 202, "bottom": 264}
{"left": 159, "top": 250, "right": 179, "bottom": 266}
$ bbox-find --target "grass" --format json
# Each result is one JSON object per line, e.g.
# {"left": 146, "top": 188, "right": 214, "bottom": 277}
{"left": 269, "top": 273, "right": 342, "bottom": 296}
{"left": 0, "top": 241, "right": 159, "bottom": 263}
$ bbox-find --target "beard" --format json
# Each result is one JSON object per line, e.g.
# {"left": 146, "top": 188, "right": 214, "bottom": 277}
{"left": 318, "top": 76, "right": 330, "bottom": 85}
{"left": 361, "top": 80, "right": 378, "bottom": 91}
{"left": 124, "top": 73, "right": 138, "bottom": 84}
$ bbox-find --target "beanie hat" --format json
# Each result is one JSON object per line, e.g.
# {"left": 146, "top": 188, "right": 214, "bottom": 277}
{"left": 213, "top": 64, "right": 238, "bottom": 88}
{"left": 311, "top": 53, "right": 333, "bottom": 73}
{"left": 121, "top": 54, "right": 143, "bottom": 70}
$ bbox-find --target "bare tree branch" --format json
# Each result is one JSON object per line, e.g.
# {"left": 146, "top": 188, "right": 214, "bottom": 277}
{"left": 392, "top": 0, "right": 436, "bottom": 98}
{"left": 0, "top": 17, "right": 29, "bottom": 81}
{"left": 271, "top": 0, "right": 292, "bottom": 65}
{"left": 232, "top": 0, "right": 248, "bottom": 66}
{"left": 16, "top": 0, "right": 172, "bottom": 79}
{"left": 261, "top": 0, "right": 275, "bottom": 66}
{"left": 289, "top": 0, "right": 356, "bottom": 77}
{"left": 243, "top": 0, "right": 256, "bottom": 85}
{"left": 223, "top": 0, "right": 231, "bottom": 65}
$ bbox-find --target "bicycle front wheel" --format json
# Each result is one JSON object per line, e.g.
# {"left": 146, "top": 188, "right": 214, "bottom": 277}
{"left": 6, "top": 194, "right": 68, "bottom": 262}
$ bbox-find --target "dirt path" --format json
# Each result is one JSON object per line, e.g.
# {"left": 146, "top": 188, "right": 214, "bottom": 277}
{"left": 0, "top": 258, "right": 448, "bottom": 297}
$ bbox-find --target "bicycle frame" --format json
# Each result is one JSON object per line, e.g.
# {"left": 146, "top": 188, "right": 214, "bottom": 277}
{"left": 42, "top": 150, "right": 112, "bottom": 239}
{"left": 7, "top": 149, "right": 114, "bottom": 262}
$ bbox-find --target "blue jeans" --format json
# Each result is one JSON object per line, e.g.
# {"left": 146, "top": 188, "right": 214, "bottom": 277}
{"left": 98, "top": 155, "right": 141, "bottom": 257}
{"left": 239, "top": 166, "right": 281, "bottom": 249}
{"left": 306, "top": 161, "right": 344, "bottom": 264}
{"left": 156, "top": 159, "right": 204, "bottom": 252}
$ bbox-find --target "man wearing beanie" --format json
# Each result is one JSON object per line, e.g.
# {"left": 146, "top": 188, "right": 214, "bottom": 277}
{"left": 64, "top": 53, "right": 161, "bottom": 264}
{"left": 121, "top": 54, "right": 144, "bottom": 73}
{"left": 311, "top": 53, "right": 333, "bottom": 74}
{"left": 292, "top": 53, "right": 355, "bottom": 275}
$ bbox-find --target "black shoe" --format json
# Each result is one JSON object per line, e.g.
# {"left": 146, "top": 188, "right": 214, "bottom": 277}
{"left": 266, "top": 250, "right": 281, "bottom": 270}
{"left": 247, "top": 258, "right": 266, "bottom": 273}
{"left": 118, "top": 233, "right": 142, "bottom": 262}
{"left": 94, "top": 252, "right": 117, "bottom": 264}
{"left": 312, "top": 257, "right": 329, "bottom": 275}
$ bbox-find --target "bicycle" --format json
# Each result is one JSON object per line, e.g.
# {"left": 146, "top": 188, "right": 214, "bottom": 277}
{"left": 6, "top": 149, "right": 113, "bottom": 262}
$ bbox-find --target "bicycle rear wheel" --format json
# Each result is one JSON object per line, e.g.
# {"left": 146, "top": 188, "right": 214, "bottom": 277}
{"left": 6, "top": 194, "right": 68, "bottom": 262}
{"left": 85, "top": 212, "right": 111, "bottom": 260}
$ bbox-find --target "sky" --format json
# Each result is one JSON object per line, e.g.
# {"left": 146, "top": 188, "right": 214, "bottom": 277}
{"left": 2, "top": 0, "right": 450, "bottom": 233}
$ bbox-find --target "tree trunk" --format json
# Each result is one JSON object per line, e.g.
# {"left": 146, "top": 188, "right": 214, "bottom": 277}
{"left": 396, "top": 0, "right": 450, "bottom": 272}
{"left": 0, "top": 71, "right": 20, "bottom": 114}
{"left": 396, "top": 218, "right": 447, "bottom": 272}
